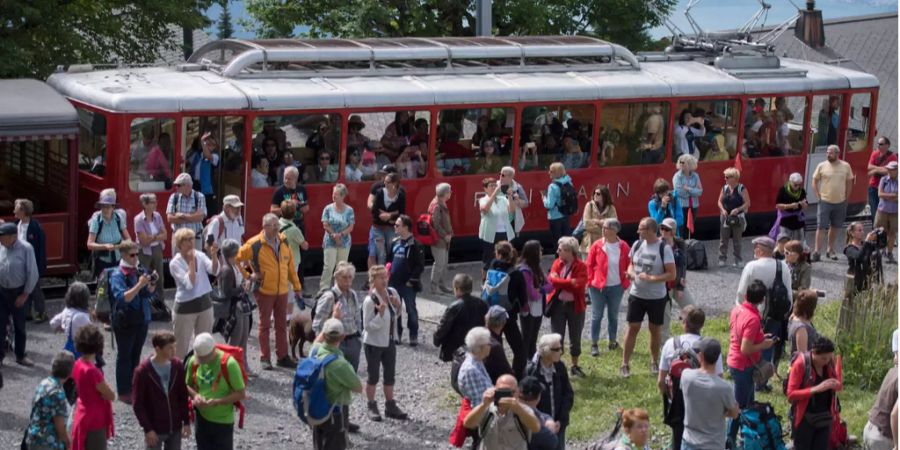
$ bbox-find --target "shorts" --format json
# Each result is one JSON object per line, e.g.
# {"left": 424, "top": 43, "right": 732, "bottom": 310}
{"left": 626, "top": 294, "right": 667, "bottom": 326}
{"left": 481, "top": 232, "right": 508, "bottom": 270}
{"left": 816, "top": 201, "right": 847, "bottom": 230}
{"left": 368, "top": 225, "right": 395, "bottom": 263}
{"left": 875, "top": 210, "right": 898, "bottom": 235}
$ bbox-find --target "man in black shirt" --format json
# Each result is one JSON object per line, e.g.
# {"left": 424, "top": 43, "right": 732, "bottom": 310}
{"left": 271, "top": 165, "right": 309, "bottom": 290}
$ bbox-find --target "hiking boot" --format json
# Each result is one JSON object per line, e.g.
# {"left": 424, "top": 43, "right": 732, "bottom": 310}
{"left": 367, "top": 401, "right": 382, "bottom": 422}
{"left": 384, "top": 400, "right": 408, "bottom": 420}
{"left": 619, "top": 364, "right": 630, "bottom": 378}
{"left": 570, "top": 365, "right": 586, "bottom": 378}
{"left": 276, "top": 356, "right": 297, "bottom": 369}
{"left": 348, "top": 422, "right": 360, "bottom": 433}
{"left": 650, "top": 361, "right": 659, "bottom": 375}
{"left": 16, "top": 356, "right": 34, "bottom": 367}
{"left": 261, "top": 359, "right": 274, "bottom": 371}
{"left": 608, "top": 341, "right": 620, "bottom": 351}
{"left": 409, "top": 337, "right": 418, "bottom": 347}
{"left": 590, "top": 343, "right": 600, "bottom": 357}
{"left": 810, "top": 251, "right": 821, "bottom": 262}
{"left": 33, "top": 312, "right": 48, "bottom": 324}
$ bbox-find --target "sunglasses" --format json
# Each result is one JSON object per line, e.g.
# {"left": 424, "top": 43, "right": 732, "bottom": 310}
{"left": 320, "top": 157, "right": 331, "bottom": 161}
{"left": 660, "top": 226, "right": 672, "bottom": 232}
{"left": 127, "top": 253, "right": 139, "bottom": 257}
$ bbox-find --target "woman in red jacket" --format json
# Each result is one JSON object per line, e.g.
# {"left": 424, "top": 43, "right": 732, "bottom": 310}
{"left": 786, "top": 336, "right": 842, "bottom": 450}
{"left": 132, "top": 330, "right": 191, "bottom": 449}
{"left": 585, "top": 218, "right": 631, "bottom": 357}
{"left": 547, "top": 236, "right": 589, "bottom": 378}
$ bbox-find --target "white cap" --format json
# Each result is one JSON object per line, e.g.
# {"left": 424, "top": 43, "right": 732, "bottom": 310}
{"left": 174, "top": 173, "right": 193, "bottom": 186}
{"left": 223, "top": 195, "right": 244, "bottom": 208}
{"left": 322, "top": 318, "right": 345, "bottom": 338}
{"left": 192, "top": 333, "right": 216, "bottom": 357}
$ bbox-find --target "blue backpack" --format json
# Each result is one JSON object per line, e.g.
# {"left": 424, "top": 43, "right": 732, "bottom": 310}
{"left": 293, "top": 345, "right": 339, "bottom": 426}
{"left": 481, "top": 268, "right": 512, "bottom": 311}
{"left": 739, "top": 401, "right": 787, "bottom": 450}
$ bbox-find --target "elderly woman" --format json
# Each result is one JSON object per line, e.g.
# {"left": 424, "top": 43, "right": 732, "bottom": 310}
{"left": 14, "top": 198, "right": 47, "bottom": 322}
{"left": 717, "top": 167, "right": 750, "bottom": 267}
{"left": 785, "top": 240, "right": 811, "bottom": 297}
{"left": 51, "top": 282, "right": 94, "bottom": 359}
{"left": 87, "top": 189, "right": 131, "bottom": 278}
{"left": 547, "top": 236, "right": 588, "bottom": 378}
{"left": 320, "top": 183, "right": 355, "bottom": 293}
{"left": 71, "top": 324, "right": 115, "bottom": 450}
{"left": 169, "top": 228, "right": 218, "bottom": 358}
{"left": 586, "top": 218, "right": 630, "bottom": 356}
{"left": 613, "top": 408, "right": 652, "bottom": 450}
{"left": 478, "top": 177, "right": 516, "bottom": 280}
{"left": 363, "top": 265, "right": 407, "bottom": 421}
{"left": 134, "top": 193, "right": 166, "bottom": 299}
{"left": 648, "top": 178, "right": 683, "bottom": 237}
{"left": 218, "top": 239, "right": 253, "bottom": 370}
{"left": 524, "top": 333, "right": 574, "bottom": 450}
{"left": 773, "top": 172, "right": 808, "bottom": 244}
{"left": 580, "top": 185, "right": 617, "bottom": 255}
{"left": 450, "top": 326, "right": 494, "bottom": 448}
{"left": 672, "top": 154, "right": 702, "bottom": 237}
{"left": 787, "top": 337, "right": 843, "bottom": 450}
{"left": 25, "top": 351, "right": 75, "bottom": 450}
{"left": 429, "top": 182, "right": 454, "bottom": 294}
{"left": 788, "top": 290, "right": 820, "bottom": 357}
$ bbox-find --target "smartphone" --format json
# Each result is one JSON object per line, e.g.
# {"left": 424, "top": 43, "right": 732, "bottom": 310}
{"left": 493, "top": 388, "right": 513, "bottom": 405}
{"left": 206, "top": 234, "right": 215, "bottom": 246}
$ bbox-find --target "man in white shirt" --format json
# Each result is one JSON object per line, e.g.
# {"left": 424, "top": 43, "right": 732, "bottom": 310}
{"left": 205, "top": 195, "right": 246, "bottom": 247}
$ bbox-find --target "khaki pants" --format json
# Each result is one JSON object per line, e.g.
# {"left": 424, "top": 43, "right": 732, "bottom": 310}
{"left": 138, "top": 245, "right": 165, "bottom": 299}
{"left": 719, "top": 216, "right": 744, "bottom": 263}
{"left": 430, "top": 245, "right": 449, "bottom": 288}
{"left": 173, "top": 306, "right": 214, "bottom": 359}
{"left": 319, "top": 246, "right": 350, "bottom": 294}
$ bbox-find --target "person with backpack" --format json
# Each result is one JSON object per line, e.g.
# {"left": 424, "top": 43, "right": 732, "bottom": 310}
{"left": 87, "top": 189, "right": 131, "bottom": 278}
{"left": 237, "top": 213, "right": 302, "bottom": 370}
{"left": 271, "top": 165, "right": 310, "bottom": 287}
{"left": 513, "top": 240, "right": 552, "bottom": 361}
{"left": 170, "top": 228, "right": 219, "bottom": 359}
{"left": 543, "top": 162, "right": 576, "bottom": 243}
{"left": 362, "top": 265, "right": 408, "bottom": 422}
{"left": 0, "top": 222, "right": 39, "bottom": 367}
{"left": 612, "top": 408, "right": 652, "bottom": 450}
{"left": 204, "top": 195, "right": 245, "bottom": 247}
{"left": 167, "top": 173, "right": 208, "bottom": 251}
{"left": 648, "top": 178, "right": 683, "bottom": 238}
{"left": 524, "top": 333, "right": 575, "bottom": 450}
{"left": 463, "top": 374, "right": 541, "bottom": 450}
{"left": 24, "top": 351, "right": 74, "bottom": 450}
{"left": 218, "top": 240, "right": 254, "bottom": 375}
{"left": 132, "top": 331, "right": 191, "bottom": 450}
{"left": 428, "top": 182, "right": 454, "bottom": 294}
{"left": 109, "top": 240, "right": 157, "bottom": 404}
{"left": 388, "top": 214, "right": 424, "bottom": 346}
{"left": 308, "top": 319, "right": 363, "bottom": 450}
{"left": 680, "top": 338, "right": 739, "bottom": 450}
{"left": 656, "top": 306, "right": 724, "bottom": 450}
{"left": 186, "top": 333, "right": 246, "bottom": 450}
{"left": 50, "top": 282, "right": 94, "bottom": 359}
{"left": 479, "top": 177, "right": 517, "bottom": 282}
{"left": 658, "top": 218, "right": 695, "bottom": 346}
{"left": 717, "top": 167, "right": 750, "bottom": 267}
{"left": 786, "top": 336, "right": 843, "bottom": 450}
{"left": 621, "top": 218, "right": 675, "bottom": 378}
{"left": 547, "top": 236, "right": 588, "bottom": 378}
{"left": 485, "top": 241, "right": 528, "bottom": 378}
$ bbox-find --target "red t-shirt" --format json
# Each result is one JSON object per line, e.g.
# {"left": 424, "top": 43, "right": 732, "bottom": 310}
{"left": 727, "top": 301, "right": 764, "bottom": 370}
{"left": 71, "top": 359, "right": 114, "bottom": 450}
{"left": 869, "top": 150, "right": 897, "bottom": 187}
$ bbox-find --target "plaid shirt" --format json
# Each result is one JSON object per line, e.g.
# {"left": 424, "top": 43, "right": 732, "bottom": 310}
{"left": 166, "top": 190, "right": 207, "bottom": 234}
{"left": 458, "top": 354, "right": 492, "bottom": 403}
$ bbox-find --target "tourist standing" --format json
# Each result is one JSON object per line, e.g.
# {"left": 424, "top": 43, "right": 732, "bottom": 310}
{"left": 433, "top": 274, "right": 489, "bottom": 362}
{"left": 134, "top": 194, "right": 167, "bottom": 303}
{"left": 544, "top": 163, "right": 574, "bottom": 242}
{"left": 319, "top": 184, "right": 355, "bottom": 293}
{"left": 786, "top": 337, "right": 842, "bottom": 450}
{"left": 132, "top": 331, "right": 191, "bottom": 450}
{"left": 680, "top": 338, "right": 739, "bottom": 450}
{"left": 14, "top": 198, "right": 47, "bottom": 323}
{"left": 547, "top": 237, "right": 588, "bottom": 378}
{"left": 186, "top": 333, "right": 246, "bottom": 450}
{"left": 362, "top": 265, "right": 408, "bottom": 421}
{"left": 0, "top": 222, "right": 39, "bottom": 366}
{"left": 717, "top": 168, "right": 750, "bottom": 267}
{"left": 811, "top": 145, "right": 855, "bottom": 261}
{"left": 586, "top": 218, "right": 629, "bottom": 356}
{"left": 310, "top": 319, "right": 364, "bottom": 450}
{"left": 388, "top": 214, "right": 424, "bottom": 346}
{"left": 867, "top": 136, "right": 896, "bottom": 222}
{"left": 87, "top": 190, "right": 131, "bottom": 277}
{"left": 167, "top": 173, "right": 207, "bottom": 251}
{"left": 169, "top": 229, "right": 219, "bottom": 358}
{"left": 24, "top": 351, "right": 74, "bottom": 450}
{"left": 71, "top": 324, "right": 116, "bottom": 450}
{"left": 429, "top": 183, "right": 454, "bottom": 294}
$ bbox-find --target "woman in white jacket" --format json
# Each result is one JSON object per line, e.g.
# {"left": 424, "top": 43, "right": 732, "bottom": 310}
{"left": 362, "top": 265, "right": 408, "bottom": 422}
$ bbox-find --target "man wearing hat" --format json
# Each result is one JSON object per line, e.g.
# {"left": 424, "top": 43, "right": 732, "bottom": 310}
{"left": 167, "top": 173, "right": 207, "bottom": 251}
{"left": 484, "top": 305, "right": 514, "bottom": 382}
{"left": 87, "top": 189, "right": 132, "bottom": 278}
{"left": 875, "top": 160, "right": 898, "bottom": 263}
{"left": 311, "top": 319, "right": 363, "bottom": 450}
{"left": 185, "top": 333, "right": 245, "bottom": 449}
{"left": 680, "top": 338, "right": 739, "bottom": 450}
{"left": 0, "top": 222, "right": 39, "bottom": 366}
{"left": 205, "top": 195, "right": 246, "bottom": 247}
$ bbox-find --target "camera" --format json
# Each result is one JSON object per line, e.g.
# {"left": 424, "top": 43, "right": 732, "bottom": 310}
{"left": 148, "top": 271, "right": 159, "bottom": 283}
{"left": 493, "top": 388, "right": 513, "bottom": 405}
{"left": 500, "top": 184, "right": 510, "bottom": 195}
{"left": 875, "top": 227, "right": 888, "bottom": 250}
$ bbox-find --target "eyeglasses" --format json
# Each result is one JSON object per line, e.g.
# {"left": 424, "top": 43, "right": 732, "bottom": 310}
{"left": 593, "top": 192, "right": 602, "bottom": 196}
{"left": 879, "top": 142, "right": 889, "bottom": 146}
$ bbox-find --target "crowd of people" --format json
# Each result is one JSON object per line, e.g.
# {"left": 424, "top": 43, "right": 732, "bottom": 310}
{"left": 0, "top": 136, "right": 897, "bottom": 450}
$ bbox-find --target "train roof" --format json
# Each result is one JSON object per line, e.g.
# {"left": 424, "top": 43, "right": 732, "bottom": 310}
{"left": 46, "top": 36, "right": 880, "bottom": 114}
{"left": 0, "top": 79, "right": 79, "bottom": 138}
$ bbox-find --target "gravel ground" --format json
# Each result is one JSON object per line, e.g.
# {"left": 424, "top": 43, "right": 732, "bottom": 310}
{"left": 0, "top": 235, "right": 895, "bottom": 449}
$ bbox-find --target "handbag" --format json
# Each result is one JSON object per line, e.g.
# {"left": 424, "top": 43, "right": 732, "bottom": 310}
{"left": 543, "top": 291, "right": 560, "bottom": 318}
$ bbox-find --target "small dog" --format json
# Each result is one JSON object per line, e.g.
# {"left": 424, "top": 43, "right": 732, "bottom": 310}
{"left": 289, "top": 309, "right": 316, "bottom": 360}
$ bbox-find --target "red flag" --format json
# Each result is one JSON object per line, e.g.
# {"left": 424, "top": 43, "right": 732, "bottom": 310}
{"left": 734, "top": 150, "right": 743, "bottom": 174}
{"left": 687, "top": 206, "right": 695, "bottom": 237}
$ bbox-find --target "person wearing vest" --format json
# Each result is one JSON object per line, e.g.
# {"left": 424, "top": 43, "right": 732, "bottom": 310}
{"left": 717, "top": 167, "right": 750, "bottom": 268}
{"left": 13, "top": 198, "right": 47, "bottom": 323}
{"left": 867, "top": 136, "right": 896, "bottom": 223}
{"left": 586, "top": 218, "right": 630, "bottom": 357}
{"left": 547, "top": 236, "right": 589, "bottom": 379}
{"left": 167, "top": 173, "right": 208, "bottom": 251}
{"left": 362, "top": 265, "right": 408, "bottom": 422}
{"left": 236, "top": 214, "right": 301, "bottom": 370}
{"left": 786, "top": 336, "right": 842, "bottom": 450}
{"left": 463, "top": 374, "right": 541, "bottom": 450}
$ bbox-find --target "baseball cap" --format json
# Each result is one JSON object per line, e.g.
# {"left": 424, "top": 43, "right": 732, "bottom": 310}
{"left": 0, "top": 223, "right": 17, "bottom": 236}
{"left": 192, "top": 333, "right": 216, "bottom": 357}
{"left": 323, "top": 318, "right": 345, "bottom": 338}
{"left": 887, "top": 161, "right": 898, "bottom": 170}
{"left": 486, "top": 305, "right": 509, "bottom": 326}
{"left": 174, "top": 173, "right": 193, "bottom": 186}
{"left": 751, "top": 236, "right": 776, "bottom": 250}
{"left": 692, "top": 337, "right": 722, "bottom": 364}
{"left": 223, "top": 195, "right": 244, "bottom": 208}
{"left": 661, "top": 218, "right": 677, "bottom": 231}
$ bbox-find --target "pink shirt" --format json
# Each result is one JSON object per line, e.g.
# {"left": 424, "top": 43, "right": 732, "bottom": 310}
{"left": 71, "top": 359, "right": 114, "bottom": 450}
{"left": 145, "top": 145, "right": 171, "bottom": 181}
{"left": 727, "top": 301, "right": 764, "bottom": 370}
{"left": 134, "top": 211, "right": 165, "bottom": 255}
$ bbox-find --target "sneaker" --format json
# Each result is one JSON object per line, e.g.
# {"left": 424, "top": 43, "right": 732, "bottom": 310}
{"left": 33, "top": 312, "right": 48, "bottom": 324}
{"left": 367, "top": 401, "right": 382, "bottom": 422}
{"left": 384, "top": 400, "right": 408, "bottom": 420}
{"left": 650, "top": 361, "right": 659, "bottom": 375}
{"left": 570, "top": 365, "right": 586, "bottom": 378}
{"left": 16, "top": 356, "right": 34, "bottom": 367}
{"left": 276, "top": 356, "right": 297, "bottom": 369}
{"left": 810, "top": 252, "right": 821, "bottom": 262}
{"left": 619, "top": 364, "right": 630, "bottom": 378}
{"left": 717, "top": 260, "right": 726, "bottom": 268}
{"left": 608, "top": 341, "right": 620, "bottom": 351}
{"left": 590, "top": 343, "right": 600, "bottom": 357}
{"left": 826, "top": 251, "right": 838, "bottom": 261}
{"left": 409, "top": 337, "right": 418, "bottom": 347}
{"left": 348, "top": 422, "right": 360, "bottom": 433}
{"left": 261, "top": 359, "right": 274, "bottom": 371}
{"left": 734, "top": 261, "right": 744, "bottom": 269}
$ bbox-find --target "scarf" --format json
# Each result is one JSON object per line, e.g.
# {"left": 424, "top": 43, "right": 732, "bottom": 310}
{"left": 119, "top": 258, "right": 138, "bottom": 277}
{"left": 783, "top": 181, "right": 803, "bottom": 201}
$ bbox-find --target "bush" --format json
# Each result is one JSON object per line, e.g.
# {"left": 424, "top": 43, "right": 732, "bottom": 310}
{"left": 836, "top": 283, "right": 897, "bottom": 390}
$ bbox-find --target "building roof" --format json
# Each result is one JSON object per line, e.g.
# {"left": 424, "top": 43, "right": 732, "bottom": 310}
{"left": 0, "top": 79, "right": 78, "bottom": 139}
{"left": 755, "top": 12, "right": 898, "bottom": 146}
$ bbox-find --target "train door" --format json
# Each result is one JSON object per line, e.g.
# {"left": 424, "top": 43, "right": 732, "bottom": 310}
{"left": 805, "top": 94, "right": 843, "bottom": 204}
{"left": 181, "top": 116, "right": 246, "bottom": 218}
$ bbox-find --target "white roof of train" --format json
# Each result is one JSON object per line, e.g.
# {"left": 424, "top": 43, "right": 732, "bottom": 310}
{"left": 46, "top": 37, "right": 879, "bottom": 113}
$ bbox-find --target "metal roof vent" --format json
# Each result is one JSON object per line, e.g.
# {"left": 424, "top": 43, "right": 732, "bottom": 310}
{"left": 176, "top": 63, "right": 205, "bottom": 72}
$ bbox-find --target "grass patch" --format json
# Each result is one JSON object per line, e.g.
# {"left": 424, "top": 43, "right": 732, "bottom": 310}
{"left": 566, "top": 300, "right": 882, "bottom": 446}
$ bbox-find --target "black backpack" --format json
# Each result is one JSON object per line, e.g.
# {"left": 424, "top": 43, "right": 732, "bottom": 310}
{"left": 767, "top": 262, "right": 791, "bottom": 321}
{"left": 554, "top": 181, "right": 578, "bottom": 216}
{"left": 662, "top": 336, "right": 700, "bottom": 427}
{"left": 684, "top": 239, "right": 708, "bottom": 270}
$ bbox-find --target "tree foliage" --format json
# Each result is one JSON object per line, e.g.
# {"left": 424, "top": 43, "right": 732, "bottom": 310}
{"left": 217, "top": 0, "right": 235, "bottom": 39}
{"left": 0, "top": 0, "right": 213, "bottom": 79}
{"left": 245, "top": 0, "right": 677, "bottom": 51}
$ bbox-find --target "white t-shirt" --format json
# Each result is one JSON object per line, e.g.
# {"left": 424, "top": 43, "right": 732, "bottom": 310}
{"left": 629, "top": 239, "right": 675, "bottom": 300}
{"left": 17, "top": 221, "right": 28, "bottom": 242}
{"left": 735, "top": 257, "right": 793, "bottom": 307}
{"left": 50, "top": 307, "right": 92, "bottom": 337}
{"left": 604, "top": 242, "right": 621, "bottom": 286}
{"left": 892, "top": 329, "right": 898, "bottom": 354}
{"left": 658, "top": 333, "right": 723, "bottom": 375}
{"left": 169, "top": 251, "right": 215, "bottom": 302}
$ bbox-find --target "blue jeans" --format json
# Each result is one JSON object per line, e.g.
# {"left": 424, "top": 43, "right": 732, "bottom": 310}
{"left": 760, "top": 319, "right": 784, "bottom": 369}
{"left": 393, "top": 284, "right": 418, "bottom": 341}
{"left": 368, "top": 226, "right": 395, "bottom": 265}
{"left": 728, "top": 365, "right": 756, "bottom": 446}
{"left": 0, "top": 286, "right": 27, "bottom": 361}
{"left": 869, "top": 186, "right": 881, "bottom": 222}
{"left": 589, "top": 285, "right": 624, "bottom": 343}
{"left": 114, "top": 322, "right": 149, "bottom": 395}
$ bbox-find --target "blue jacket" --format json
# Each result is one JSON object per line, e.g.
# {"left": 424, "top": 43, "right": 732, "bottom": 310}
{"left": 543, "top": 174, "right": 573, "bottom": 220}
{"left": 15, "top": 219, "right": 46, "bottom": 275}
{"left": 109, "top": 267, "right": 153, "bottom": 324}
{"left": 648, "top": 194, "right": 684, "bottom": 236}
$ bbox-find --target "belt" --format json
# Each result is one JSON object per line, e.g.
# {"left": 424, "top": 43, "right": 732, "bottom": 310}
{"left": 346, "top": 333, "right": 361, "bottom": 339}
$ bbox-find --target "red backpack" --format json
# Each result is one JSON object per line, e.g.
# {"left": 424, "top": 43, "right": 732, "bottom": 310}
{"left": 414, "top": 202, "right": 440, "bottom": 246}
{"left": 189, "top": 344, "right": 248, "bottom": 428}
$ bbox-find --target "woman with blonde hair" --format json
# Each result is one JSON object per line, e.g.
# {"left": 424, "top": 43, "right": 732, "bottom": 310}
{"left": 717, "top": 167, "right": 750, "bottom": 267}
{"left": 320, "top": 183, "right": 355, "bottom": 293}
{"left": 362, "top": 265, "right": 408, "bottom": 421}
{"left": 673, "top": 154, "right": 703, "bottom": 238}
{"left": 168, "top": 228, "right": 218, "bottom": 358}
{"left": 543, "top": 162, "right": 575, "bottom": 243}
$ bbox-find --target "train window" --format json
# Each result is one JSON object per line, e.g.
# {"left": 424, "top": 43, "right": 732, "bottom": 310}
{"left": 129, "top": 118, "right": 176, "bottom": 193}
{"left": 183, "top": 116, "right": 246, "bottom": 214}
{"left": 252, "top": 114, "right": 342, "bottom": 186}
{"left": 810, "top": 94, "right": 842, "bottom": 153}
{"left": 437, "top": 107, "right": 513, "bottom": 176}
{"left": 742, "top": 96, "right": 806, "bottom": 158}
{"left": 0, "top": 139, "right": 70, "bottom": 215}
{"left": 597, "top": 101, "right": 669, "bottom": 166}
{"left": 345, "top": 110, "right": 431, "bottom": 181}
{"left": 845, "top": 92, "right": 871, "bottom": 153}
{"left": 672, "top": 99, "right": 740, "bottom": 163}
{"left": 76, "top": 108, "right": 107, "bottom": 177}
{"left": 520, "top": 104, "right": 594, "bottom": 171}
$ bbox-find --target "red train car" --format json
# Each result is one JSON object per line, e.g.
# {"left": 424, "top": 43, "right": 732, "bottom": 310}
{"left": 45, "top": 36, "right": 878, "bottom": 267}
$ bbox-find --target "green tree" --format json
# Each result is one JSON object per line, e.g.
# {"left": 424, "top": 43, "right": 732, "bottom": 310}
{"left": 217, "top": 0, "right": 235, "bottom": 39}
{"left": 0, "top": 0, "right": 213, "bottom": 79}
{"left": 244, "top": 0, "right": 676, "bottom": 51}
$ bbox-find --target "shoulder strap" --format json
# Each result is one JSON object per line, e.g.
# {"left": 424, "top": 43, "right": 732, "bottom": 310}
{"left": 280, "top": 222, "right": 293, "bottom": 232}
{"left": 95, "top": 214, "right": 105, "bottom": 238}
{"left": 217, "top": 215, "right": 225, "bottom": 242}
{"left": 251, "top": 240, "right": 263, "bottom": 273}
{"left": 193, "top": 191, "right": 200, "bottom": 210}
{"left": 219, "top": 353, "right": 234, "bottom": 391}
{"left": 174, "top": 193, "right": 182, "bottom": 213}
{"left": 673, "top": 335, "right": 681, "bottom": 353}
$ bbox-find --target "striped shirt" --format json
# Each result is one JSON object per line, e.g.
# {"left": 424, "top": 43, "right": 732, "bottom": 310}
{"left": 166, "top": 190, "right": 207, "bottom": 235}
{"left": 458, "top": 354, "right": 493, "bottom": 403}
{"left": 0, "top": 239, "right": 39, "bottom": 294}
